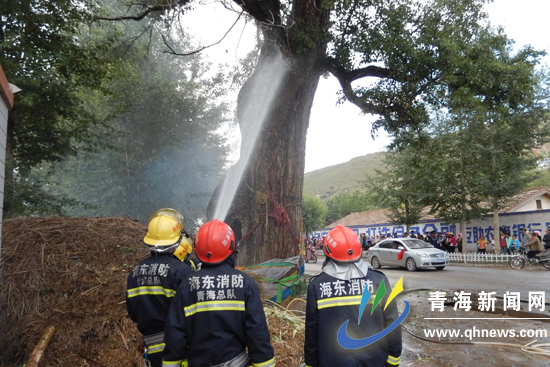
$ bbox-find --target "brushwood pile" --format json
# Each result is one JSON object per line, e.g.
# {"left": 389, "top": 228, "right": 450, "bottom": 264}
{"left": 0, "top": 217, "right": 305, "bottom": 367}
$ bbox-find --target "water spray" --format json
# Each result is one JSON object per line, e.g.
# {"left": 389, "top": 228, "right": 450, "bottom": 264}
{"left": 212, "top": 51, "right": 288, "bottom": 221}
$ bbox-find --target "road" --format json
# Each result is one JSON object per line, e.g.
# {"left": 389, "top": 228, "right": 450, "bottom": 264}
{"left": 304, "top": 260, "right": 550, "bottom": 296}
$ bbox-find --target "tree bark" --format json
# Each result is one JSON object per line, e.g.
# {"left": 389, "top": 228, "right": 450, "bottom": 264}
{"left": 489, "top": 122, "right": 500, "bottom": 255}
{"left": 208, "top": 28, "right": 327, "bottom": 265}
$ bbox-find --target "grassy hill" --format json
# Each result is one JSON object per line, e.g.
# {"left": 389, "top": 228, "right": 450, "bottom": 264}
{"left": 303, "top": 152, "right": 386, "bottom": 200}
{"left": 304, "top": 149, "right": 550, "bottom": 202}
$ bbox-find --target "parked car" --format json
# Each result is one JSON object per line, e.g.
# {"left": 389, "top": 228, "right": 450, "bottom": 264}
{"left": 367, "top": 238, "right": 449, "bottom": 271}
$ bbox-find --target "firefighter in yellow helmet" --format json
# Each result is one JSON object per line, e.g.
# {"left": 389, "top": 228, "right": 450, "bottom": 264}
{"left": 126, "top": 209, "right": 194, "bottom": 367}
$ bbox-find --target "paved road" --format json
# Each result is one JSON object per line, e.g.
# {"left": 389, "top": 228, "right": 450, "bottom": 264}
{"left": 304, "top": 261, "right": 550, "bottom": 296}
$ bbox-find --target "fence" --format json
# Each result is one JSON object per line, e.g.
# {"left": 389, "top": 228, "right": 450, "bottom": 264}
{"left": 447, "top": 252, "right": 514, "bottom": 263}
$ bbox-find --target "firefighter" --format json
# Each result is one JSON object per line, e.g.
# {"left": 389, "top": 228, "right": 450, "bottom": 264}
{"left": 305, "top": 225, "right": 402, "bottom": 367}
{"left": 127, "top": 208, "right": 194, "bottom": 367}
{"left": 162, "top": 219, "right": 275, "bottom": 367}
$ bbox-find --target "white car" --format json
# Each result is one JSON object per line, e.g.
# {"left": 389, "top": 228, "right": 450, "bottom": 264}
{"left": 367, "top": 238, "right": 449, "bottom": 271}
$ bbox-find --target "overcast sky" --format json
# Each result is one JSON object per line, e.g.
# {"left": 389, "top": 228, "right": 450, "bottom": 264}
{"left": 182, "top": 0, "right": 550, "bottom": 172}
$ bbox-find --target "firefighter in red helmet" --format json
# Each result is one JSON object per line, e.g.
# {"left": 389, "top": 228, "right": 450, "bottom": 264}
{"left": 162, "top": 219, "right": 275, "bottom": 367}
{"left": 305, "top": 225, "right": 402, "bottom": 367}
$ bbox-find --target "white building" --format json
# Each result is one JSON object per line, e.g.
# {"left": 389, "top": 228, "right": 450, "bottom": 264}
{"left": 0, "top": 64, "right": 14, "bottom": 259}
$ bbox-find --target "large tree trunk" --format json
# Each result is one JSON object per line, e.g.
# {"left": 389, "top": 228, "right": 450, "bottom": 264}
{"left": 208, "top": 34, "right": 326, "bottom": 265}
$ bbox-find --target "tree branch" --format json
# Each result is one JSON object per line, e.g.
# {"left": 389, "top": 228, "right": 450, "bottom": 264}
{"left": 232, "top": 0, "right": 281, "bottom": 25}
{"left": 96, "top": 0, "right": 190, "bottom": 21}
{"left": 327, "top": 59, "right": 393, "bottom": 114}
{"left": 162, "top": 10, "right": 244, "bottom": 57}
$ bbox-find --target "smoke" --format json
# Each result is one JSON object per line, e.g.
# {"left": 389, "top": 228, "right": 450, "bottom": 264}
{"left": 212, "top": 51, "right": 288, "bottom": 221}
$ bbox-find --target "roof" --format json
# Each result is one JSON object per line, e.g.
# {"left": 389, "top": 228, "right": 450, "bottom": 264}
{"left": 500, "top": 186, "right": 550, "bottom": 213}
{"left": 326, "top": 208, "right": 437, "bottom": 228}
{"left": 325, "top": 187, "right": 550, "bottom": 229}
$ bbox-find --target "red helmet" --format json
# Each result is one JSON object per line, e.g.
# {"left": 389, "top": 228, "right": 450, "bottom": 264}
{"left": 195, "top": 220, "right": 236, "bottom": 264}
{"left": 323, "top": 225, "right": 361, "bottom": 262}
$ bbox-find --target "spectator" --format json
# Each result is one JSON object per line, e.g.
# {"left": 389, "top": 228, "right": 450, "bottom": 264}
{"left": 476, "top": 235, "right": 488, "bottom": 254}
{"left": 316, "top": 236, "right": 324, "bottom": 250}
{"left": 488, "top": 234, "right": 495, "bottom": 254}
{"left": 457, "top": 233, "right": 463, "bottom": 253}
{"left": 427, "top": 231, "right": 437, "bottom": 247}
{"left": 417, "top": 233, "right": 424, "bottom": 240}
{"left": 510, "top": 235, "right": 520, "bottom": 254}
{"left": 543, "top": 228, "right": 550, "bottom": 250}
{"left": 504, "top": 232, "right": 512, "bottom": 255}
{"left": 520, "top": 227, "right": 531, "bottom": 248}
{"left": 498, "top": 230, "right": 507, "bottom": 255}
{"left": 402, "top": 231, "right": 409, "bottom": 238}
{"left": 525, "top": 232, "right": 544, "bottom": 260}
{"left": 410, "top": 230, "right": 417, "bottom": 238}
{"left": 436, "top": 232, "right": 445, "bottom": 250}
{"left": 446, "top": 232, "right": 457, "bottom": 253}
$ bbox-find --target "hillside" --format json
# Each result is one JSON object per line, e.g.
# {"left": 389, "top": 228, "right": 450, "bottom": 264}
{"left": 304, "top": 149, "right": 550, "bottom": 202}
{"left": 303, "top": 152, "right": 386, "bottom": 200}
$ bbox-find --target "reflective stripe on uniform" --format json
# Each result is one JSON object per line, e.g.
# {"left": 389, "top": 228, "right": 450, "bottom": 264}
{"left": 386, "top": 355, "right": 400, "bottom": 365}
{"left": 184, "top": 300, "right": 245, "bottom": 317}
{"left": 147, "top": 342, "right": 165, "bottom": 354}
{"left": 317, "top": 295, "right": 363, "bottom": 309}
{"left": 162, "top": 360, "right": 183, "bottom": 367}
{"left": 127, "top": 286, "right": 176, "bottom": 298}
{"left": 252, "top": 358, "right": 275, "bottom": 367}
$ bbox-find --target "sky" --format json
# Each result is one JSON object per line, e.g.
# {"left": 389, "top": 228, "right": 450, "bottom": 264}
{"left": 181, "top": 0, "right": 550, "bottom": 172}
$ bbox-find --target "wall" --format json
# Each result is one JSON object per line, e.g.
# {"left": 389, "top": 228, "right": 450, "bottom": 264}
{"left": 0, "top": 64, "right": 14, "bottom": 266}
{"left": 314, "top": 210, "right": 550, "bottom": 252}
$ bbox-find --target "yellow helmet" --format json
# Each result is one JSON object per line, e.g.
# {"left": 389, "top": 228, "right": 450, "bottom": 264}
{"left": 173, "top": 236, "right": 194, "bottom": 261}
{"left": 144, "top": 208, "right": 184, "bottom": 250}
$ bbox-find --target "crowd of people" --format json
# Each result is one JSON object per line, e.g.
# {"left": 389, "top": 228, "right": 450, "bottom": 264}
{"left": 307, "top": 226, "right": 550, "bottom": 259}
{"left": 477, "top": 227, "right": 550, "bottom": 259}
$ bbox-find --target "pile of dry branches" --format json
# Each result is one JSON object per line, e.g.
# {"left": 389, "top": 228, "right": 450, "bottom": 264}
{"left": 0, "top": 217, "right": 148, "bottom": 367}
{"left": 0, "top": 216, "right": 308, "bottom": 367}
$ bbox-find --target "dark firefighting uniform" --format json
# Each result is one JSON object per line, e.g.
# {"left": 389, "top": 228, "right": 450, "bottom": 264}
{"left": 162, "top": 259, "right": 275, "bottom": 367}
{"left": 305, "top": 269, "right": 402, "bottom": 367}
{"left": 127, "top": 252, "right": 193, "bottom": 367}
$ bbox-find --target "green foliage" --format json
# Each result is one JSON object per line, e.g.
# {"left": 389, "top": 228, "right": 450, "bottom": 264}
{"left": 324, "top": 190, "right": 374, "bottom": 226}
{"left": 361, "top": 15, "right": 550, "bottom": 226}
{"left": 363, "top": 150, "right": 424, "bottom": 227}
{"left": 39, "top": 38, "right": 231, "bottom": 223}
{"left": 1, "top": 0, "right": 118, "bottom": 169}
{"left": 1, "top": 0, "right": 122, "bottom": 216}
{"left": 528, "top": 167, "right": 550, "bottom": 188}
{"left": 302, "top": 195, "right": 327, "bottom": 235}
{"left": 2, "top": 0, "right": 231, "bottom": 221}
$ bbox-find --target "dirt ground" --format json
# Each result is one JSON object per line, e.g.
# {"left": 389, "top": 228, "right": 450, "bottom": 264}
{"left": 399, "top": 291, "right": 550, "bottom": 367}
